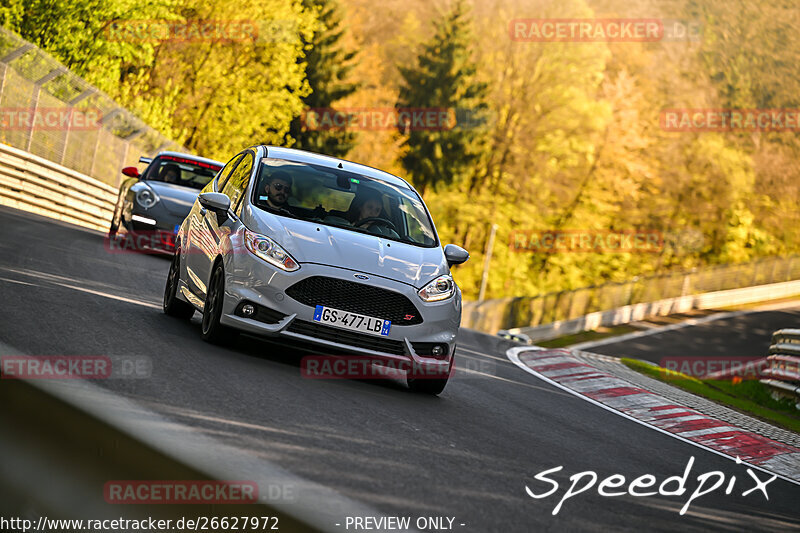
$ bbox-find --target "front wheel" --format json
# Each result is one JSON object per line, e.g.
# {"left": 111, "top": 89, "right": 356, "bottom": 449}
{"left": 201, "top": 263, "right": 239, "bottom": 344}
{"left": 163, "top": 251, "right": 195, "bottom": 319}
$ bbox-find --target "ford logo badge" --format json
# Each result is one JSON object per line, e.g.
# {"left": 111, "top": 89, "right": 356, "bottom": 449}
{"left": 354, "top": 274, "right": 370, "bottom": 280}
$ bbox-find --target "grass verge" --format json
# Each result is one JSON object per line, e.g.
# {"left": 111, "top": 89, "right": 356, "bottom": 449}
{"left": 621, "top": 358, "right": 800, "bottom": 434}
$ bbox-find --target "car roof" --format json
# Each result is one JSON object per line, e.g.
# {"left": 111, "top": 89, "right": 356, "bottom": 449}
{"left": 257, "top": 145, "right": 414, "bottom": 190}
{"left": 156, "top": 151, "right": 224, "bottom": 168}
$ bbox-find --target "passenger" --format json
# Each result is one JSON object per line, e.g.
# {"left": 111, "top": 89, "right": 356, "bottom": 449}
{"left": 346, "top": 189, "right": 384, "bottom": 227}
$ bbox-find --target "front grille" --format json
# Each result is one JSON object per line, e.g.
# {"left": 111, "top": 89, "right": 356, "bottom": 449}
{"left": 286, "top": 276, "right": 423, "bottom": 325}
{"left": 287, "top": 319, "right": 407, "bottom": 356}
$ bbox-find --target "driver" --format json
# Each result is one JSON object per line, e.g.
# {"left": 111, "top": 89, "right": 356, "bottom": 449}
{"left": 346, "top": 188, "right": 383, "bottom": 227}
{"left": 160, "top": 163, "right": 180, "bottom": 184}
{"left": 262, "top": 171, "right": 292, "bottom": 210}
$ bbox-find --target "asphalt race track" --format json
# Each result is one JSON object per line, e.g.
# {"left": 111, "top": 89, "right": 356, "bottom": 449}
{"left": 1, "top": 206, "right": 799, "bottom": 532}
{"left": 589, "top": 309, "right": 800, "bottom": 363}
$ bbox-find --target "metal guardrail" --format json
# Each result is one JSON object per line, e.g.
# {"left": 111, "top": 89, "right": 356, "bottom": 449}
{"left": 0, "top": 142, "right": 115, "bottom": 231}
{"left": 761, "top": 329, "right": 800, "bottom": 404}
{"left": 0, "top": 26, "right": 185, "bottom": 187}
{"left": 463, "top": 256, "right": 800, "bottom": 334}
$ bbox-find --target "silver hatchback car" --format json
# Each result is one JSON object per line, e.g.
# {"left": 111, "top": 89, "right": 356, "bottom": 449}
{"left": 163, "top": 145, "right": 469, "bottom": 394}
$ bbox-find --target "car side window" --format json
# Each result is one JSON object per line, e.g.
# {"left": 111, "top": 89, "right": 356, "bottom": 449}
{"left": 221, "top": 152, "right": 255, "bottom": 214}
{"left": 215, "top": 154, "right": 244, "bottom": 192}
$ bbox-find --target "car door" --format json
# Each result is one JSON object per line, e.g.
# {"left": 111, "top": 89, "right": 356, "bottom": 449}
{"left": 185, "top": 153, "right": 244, "bottom": 299}
{"left": 194, "top": 150, "right": 255, "bottom": 299}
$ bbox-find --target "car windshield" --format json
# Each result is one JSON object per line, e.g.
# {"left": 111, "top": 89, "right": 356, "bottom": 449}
{"left": 252, "top": 158, "right": 438, "bottom": 247}
{"left": 143, "top": 155, "right": 221, "bottom": 190}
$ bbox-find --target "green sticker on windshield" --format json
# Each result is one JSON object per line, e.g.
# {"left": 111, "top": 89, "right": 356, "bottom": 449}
{"left": 350, "top": 178, "right": 360, "bottom": 184}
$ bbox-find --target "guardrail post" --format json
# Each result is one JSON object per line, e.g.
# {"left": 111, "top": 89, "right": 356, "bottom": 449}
{"left": 25, "top": 85, "right": 40, "bottom": 152}
{"left": 59, "top": 108, "right": 73, "bottom": 165}
{"left": 478, "top": 223, "right": 499, "bottom": 302}
{"left": 0, "top": 62, "right": 7, "bottom": 101}
{"left": 0, "top": 63, "right": 6, "bottom": 145}
{"left": 770, "top": 258, "right": 779, "bottom": 283}
{"left": 681, "top": 274, "right": 690, "bottom": 297}
{"left": 89, "top": 126, "right": 103, "bottom": 178}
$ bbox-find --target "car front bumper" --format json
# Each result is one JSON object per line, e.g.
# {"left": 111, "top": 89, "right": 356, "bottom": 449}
{"left": 215, "top": 251, "right": 461, "bottom": 374}
{"left": 120, "top": 206, "right": 187, "bottom": 253}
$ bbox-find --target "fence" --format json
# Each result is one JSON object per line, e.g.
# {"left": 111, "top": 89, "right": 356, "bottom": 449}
{"left": 463, "top": 256, "right": 800, "bottom": 333}
{"left": 0, "top": 27, "right": 185, "bottom": 188}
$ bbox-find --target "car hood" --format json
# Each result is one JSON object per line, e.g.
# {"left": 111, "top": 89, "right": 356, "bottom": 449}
{"left": 144, "top": 181, "right": 200, "bottom": 217}
{"left": 242, "top": 206, "right": 447, "bottom": 288}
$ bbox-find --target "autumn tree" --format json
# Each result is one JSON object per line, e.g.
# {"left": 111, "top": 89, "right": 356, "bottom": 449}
{"left": 396, "top": 0, "right": 488, "bottom": 196}
{"left": 287, "top": 0, "right": 359, "bottom": 157}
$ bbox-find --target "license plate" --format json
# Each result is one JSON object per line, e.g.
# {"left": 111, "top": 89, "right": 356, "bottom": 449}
{"left": 313, "top": 305, "right": 391, "bottom": 336}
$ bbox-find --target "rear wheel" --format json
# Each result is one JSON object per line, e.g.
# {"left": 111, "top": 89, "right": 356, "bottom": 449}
{"left": 201, "top": 263, "right": 239, "bottom": 344}
{"left": 407, "top": 352, "right": 454, "bottom": 395}
{"left": 163, "top": 251, "right": 195, "bottom": 319}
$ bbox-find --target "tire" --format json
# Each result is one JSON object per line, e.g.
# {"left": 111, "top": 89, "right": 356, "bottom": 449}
{"left": 407, "top": 352, "right": 454, "bottom": 395}
{"left": 163, "top": 251, "right": 195, "bottom": 319}
{"left": 108, "top": 204, "right": 121, "bottom": 237}
{"left": 201, "top": 262, "right": 239, "bottom": 344}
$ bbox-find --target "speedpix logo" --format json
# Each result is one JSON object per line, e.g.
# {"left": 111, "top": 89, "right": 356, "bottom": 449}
{"left": 525, "top": 456, "right": 776, "bottom": 516}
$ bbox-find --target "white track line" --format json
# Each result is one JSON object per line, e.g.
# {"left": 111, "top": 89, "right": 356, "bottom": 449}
{"left": 506, "top": 346, "right": 800, "bottom": 487}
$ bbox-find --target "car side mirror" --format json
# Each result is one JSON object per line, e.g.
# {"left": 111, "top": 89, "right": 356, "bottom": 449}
{"left": 121, "top": 166, "right": 140, "bottom": 178}
{"left": 199, "top": 192, "right": 231, "bottom": 212}
{"left": 444, "top": 244, "right": 469, "bottom": 267}
{"left": 198, "top": 192, "right": 231, "bottom": 224}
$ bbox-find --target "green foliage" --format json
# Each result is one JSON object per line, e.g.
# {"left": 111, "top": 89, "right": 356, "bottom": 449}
{"left": 4, "top": 0, "right": 800, "bottom": 302}
{"left": 287, "top": 0, "right": 359, "bottom": 157}
{"left": 2, "top": 0, "right": 315, "bottom": 159}
{"left": 396, "top": 0, "right": 488, "bottom": 196}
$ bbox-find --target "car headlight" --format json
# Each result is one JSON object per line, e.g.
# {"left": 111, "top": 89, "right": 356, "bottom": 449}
{"left": 135, "top": 186, "right": 160, "bottom": 209}
{"left": 418, "top": 274, "right": 455, "bottom": 302}
{"left": 244, "top": 229, "right": 299, "bottom": 272}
